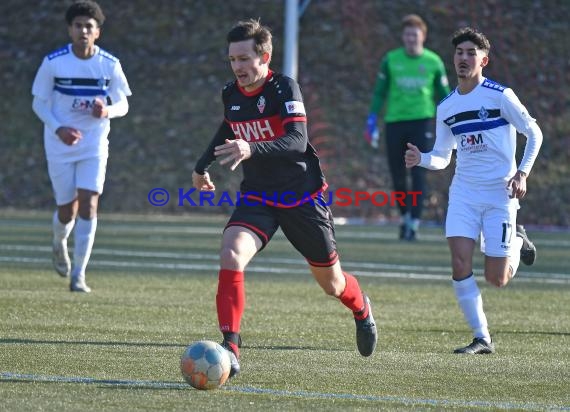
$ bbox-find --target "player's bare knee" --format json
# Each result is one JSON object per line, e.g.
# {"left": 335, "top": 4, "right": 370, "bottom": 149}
{"left": 495, "top": 278, "right": 508, "bottom": 288}
{"left": 219, "top": 247, "right": 242, "bottom": 269}
{"left": 451, "top": 257, "right": 470, "bottom": 277}
{"left": 78, "top": 209, "right": 97, "bottom": 220}
{"left": 77, "top": 191, "right": 99, "bottom": 219}
{"left": 311, "top": 268, "right": 344, "bottom": 297}
{"left": 57, "top": 211, "right": 74, "bottom": 224}
{"left": 57, "top": 205, "right": 76, "bottom": 224}
{"left": 485, "top": 272, "right": 508, "bottom": 288}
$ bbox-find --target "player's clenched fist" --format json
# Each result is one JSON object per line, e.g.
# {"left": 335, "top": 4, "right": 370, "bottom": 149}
{"left": 405, "top": 142, "right": 421, "bottom": 168}
{"left": 91, "top": 97, "right": 108, "bottom": 118}
{"left": 192, "top": 171, "right": 216, "bottom": 191}
{"left": 56, "top": 126, "right": 82, "bottom": 145}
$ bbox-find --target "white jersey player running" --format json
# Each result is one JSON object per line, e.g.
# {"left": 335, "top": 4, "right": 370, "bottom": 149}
{"left": 405, "top": 27, "right": 542, "bottom": 354}
{"left": 31, "top": 1, "right": 131, "bottom": 292}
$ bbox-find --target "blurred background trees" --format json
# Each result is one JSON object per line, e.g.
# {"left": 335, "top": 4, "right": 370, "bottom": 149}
{"left": 1, "top": 0, "right": 568, "bottom": 226}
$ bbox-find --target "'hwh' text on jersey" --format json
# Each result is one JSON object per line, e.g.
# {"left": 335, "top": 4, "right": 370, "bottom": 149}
{"left": 229, "top": 115, "right": 283, "bottom": 142}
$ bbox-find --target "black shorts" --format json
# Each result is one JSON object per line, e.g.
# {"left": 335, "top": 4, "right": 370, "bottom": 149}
{"left": 225, "top": 200, "right": 338, "bottom": 267}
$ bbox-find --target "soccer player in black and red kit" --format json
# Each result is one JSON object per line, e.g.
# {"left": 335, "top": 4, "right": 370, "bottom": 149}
{"left": 192, "top": 19, "right": 378, "bottom": 378}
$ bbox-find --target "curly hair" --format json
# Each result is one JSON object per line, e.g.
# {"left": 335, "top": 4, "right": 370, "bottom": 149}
{"left": 65, "top": 1, "right": 105, "bottom": 27}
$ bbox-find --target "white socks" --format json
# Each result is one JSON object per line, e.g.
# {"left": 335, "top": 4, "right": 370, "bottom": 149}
{"left": 52, "top": 211, "right": 75, "bottom": 243}
{"left": 72, "top": 217, "right": 97, "bottom": 278}
{"left": 452, "top": 236, "right": 525, "bottom": 343}
{"left": 453, "top": 274, "right": 491, "bottom": 342}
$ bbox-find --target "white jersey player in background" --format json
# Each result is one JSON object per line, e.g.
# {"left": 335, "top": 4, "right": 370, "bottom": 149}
{"left": 31, "top": 1, "right": 131, "bottom": 292}
{"left": 405, "top": 27, "right": 542, "bottom": 354}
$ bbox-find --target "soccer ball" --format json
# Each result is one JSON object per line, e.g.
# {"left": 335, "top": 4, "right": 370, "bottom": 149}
{"left": 180, "top": 340, "right": 231, "bottom": 390}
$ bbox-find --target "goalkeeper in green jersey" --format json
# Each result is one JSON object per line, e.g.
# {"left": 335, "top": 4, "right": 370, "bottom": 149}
{"left": 365, "top": 14, "right": 450, "bottom": 241}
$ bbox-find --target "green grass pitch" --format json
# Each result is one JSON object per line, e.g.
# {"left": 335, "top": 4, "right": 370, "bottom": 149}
{"left": 0, "top": 210, "right": 568, "bottom": 411}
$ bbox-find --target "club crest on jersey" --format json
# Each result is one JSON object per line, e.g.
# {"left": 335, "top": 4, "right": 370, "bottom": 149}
{"left": 257, "top": 96, "right": 266, "bottom": 114}
{"left": 478, "top": 106, "right": 489, "bottom": 121}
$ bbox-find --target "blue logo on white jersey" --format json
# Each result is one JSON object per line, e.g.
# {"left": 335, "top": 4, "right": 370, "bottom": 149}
{"left": 478, "top": 107, "right": 489, "bottom": 121}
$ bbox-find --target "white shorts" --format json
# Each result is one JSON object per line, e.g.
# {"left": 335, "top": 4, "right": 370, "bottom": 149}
{"left": 445, "top": 189, "right": 518, "bottom": 258}
{"left": 47, "top": 156, "right": 107, "bottom": 205}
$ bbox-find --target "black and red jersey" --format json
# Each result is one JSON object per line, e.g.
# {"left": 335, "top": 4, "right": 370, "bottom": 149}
{"left": 195, "top": 71, "right": 326, "bottom": 206}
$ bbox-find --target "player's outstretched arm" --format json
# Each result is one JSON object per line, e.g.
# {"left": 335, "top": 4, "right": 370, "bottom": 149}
{"left": 405, "top": 142, "right": 453, "bottom": 171}
{"left": 410, "top": 115, "right": 455, "bottom": 171}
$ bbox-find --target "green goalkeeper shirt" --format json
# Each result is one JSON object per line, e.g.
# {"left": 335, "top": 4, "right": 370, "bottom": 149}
{"left": 369, "top": 47, "right": 450, "bottom": 123}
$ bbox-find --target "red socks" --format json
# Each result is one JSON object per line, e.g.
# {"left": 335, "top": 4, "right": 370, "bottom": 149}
{"left": 339, "top": 272, "right": 368, "bottom": 320}
{"left": 216, "top": 269, "right": 245, "bottom": 340}
{"left": 217, "top": 269, "right": 367, "bottom": 353}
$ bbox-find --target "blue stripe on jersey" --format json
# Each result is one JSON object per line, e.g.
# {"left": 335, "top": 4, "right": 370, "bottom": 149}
{"left": 481, "top": 78, "right": 506, "bottom": 92}
{"left": 54, "top": 86, "right": 108, "bottom": 96}
{"left": 99, "top": 49, "right": 118, "bottom": 62}
{"left": 47, "top": 46, "right": 70, "bottom": 60}
{"left": 451, "top": 118, "right": 509, "bottom": 135}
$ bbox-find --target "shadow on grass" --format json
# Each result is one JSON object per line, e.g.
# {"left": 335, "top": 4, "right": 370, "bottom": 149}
{"left": 0, "top": 337, "right": 185, "bottom": 348}
{"left": 0, "top": 338, "right": 348, "bottom": 352}
{"left": 495, "top": 330, "right": 570, "bottom": 336}
{"left": 0, "top": 373, "right": 188, "bottom": 390}
{"left": 241, "top": 344, "right": 344, "bottom": 352}
{"left": 396, "top": 328, "right": 570, "bottom": 337}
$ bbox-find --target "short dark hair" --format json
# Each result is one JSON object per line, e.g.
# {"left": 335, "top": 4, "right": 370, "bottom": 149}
{"left": 227, "top": 19, "right": 272, "bottom": 57}
{"left": 452, "top": 27, "right": 491, "bottom": 54}
{"left": 402, "top": 14, "right": 427, "bottom": 35}
{"left": 65, "top": 1, "right": 105, "bottom": 27}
